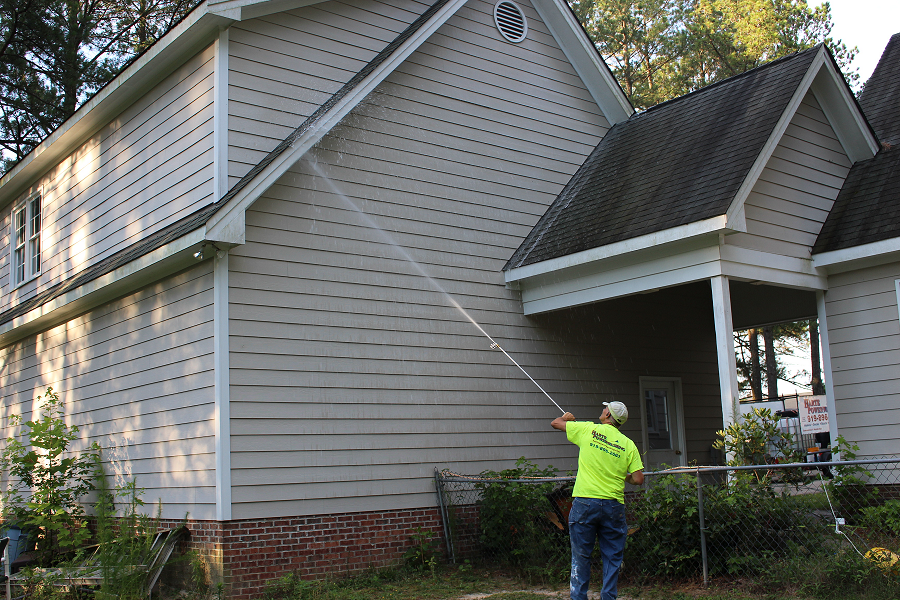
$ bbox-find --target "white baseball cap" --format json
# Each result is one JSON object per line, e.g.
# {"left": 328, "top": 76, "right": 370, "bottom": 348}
{"left": 603, "top": 401, "right": 628, "bottom": 425}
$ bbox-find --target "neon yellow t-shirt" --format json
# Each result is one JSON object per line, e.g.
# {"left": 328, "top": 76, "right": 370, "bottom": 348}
{"left": 566, "top": 421, "right": 643, "bottom": 504}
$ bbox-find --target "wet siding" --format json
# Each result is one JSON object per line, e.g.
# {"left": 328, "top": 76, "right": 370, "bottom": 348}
{"left": 222, "top": 0, "right": 666, "bottom": 519}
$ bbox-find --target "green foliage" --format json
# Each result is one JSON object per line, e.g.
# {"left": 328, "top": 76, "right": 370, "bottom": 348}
{"left": 474, "top": 458, "right": 569, "bottom": 582}
{"left": 860, "top": 500, "right": 900, "bottom": 537}
{"left": 826, "top": 436, "right": 879, "bottom": 523}
{"left": 569, "top": 0, "right": 858, "bottom": 110}
{"left": 0, "top": 387, "right": 100, "bottom": 566}
{"left": 625, "top": 471, "right": 834, "bottom": 579}
{"left": 713, "top": 407, "right": 804, "bottom": 471}
{"left": 403, "top": 527, "right": 440, "bottom": 573}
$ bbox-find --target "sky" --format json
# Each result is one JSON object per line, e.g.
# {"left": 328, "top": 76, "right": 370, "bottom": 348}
{"left": 813, "top": 0, "right": 900, "bottom": 88}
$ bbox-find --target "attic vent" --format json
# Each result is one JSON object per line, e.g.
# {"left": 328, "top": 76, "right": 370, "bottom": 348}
{"left": 494, "top": 1, "right": 527, "bottom": 43}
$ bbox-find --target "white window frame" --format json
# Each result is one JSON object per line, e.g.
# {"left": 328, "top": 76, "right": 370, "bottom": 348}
{"left": 895, "top": 280, "right": 900, "bottom": 324}
{"left": 11, "top": 192, "right": 42, "bottom": 287}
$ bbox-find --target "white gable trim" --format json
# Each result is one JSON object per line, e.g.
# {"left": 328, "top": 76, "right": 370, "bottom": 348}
{"left": 204, "top": 0, "right": 470, "bottom": 243}
{"left": 209, "top": 0, "right": 324, "bottom": 20}
{"left": 724, "top": 48, "right": 878, "bottom": 229}
{"left": 530, "top": 0, "right": 632, "bottom": 124}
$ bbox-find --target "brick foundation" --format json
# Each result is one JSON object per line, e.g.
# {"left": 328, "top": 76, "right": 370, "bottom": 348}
{"left": 159, "top": 507, "right": 444, "bottom": 599}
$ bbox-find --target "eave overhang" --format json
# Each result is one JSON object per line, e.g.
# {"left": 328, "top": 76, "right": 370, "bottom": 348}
{"left": 812, "top": 237, "right": 900, "bottom": 274}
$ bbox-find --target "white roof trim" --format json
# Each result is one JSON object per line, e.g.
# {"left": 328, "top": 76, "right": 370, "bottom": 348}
{"left": 204, "top": 0, "right": 470, "bottom": 242}
{"left": 505, "top": 214, "right": 729, "bottom": 284}
{"left": 813, "top": 237, "right": 900, "bottom": 273}
{"left": 530, "top": 0, "right": 632, "bottom": 124}
{"left": 724, "top": 47, "right": 878, "bottom": 227}
{"left": 0, "top": 229, "right": 206, "bottom": 347}
{"left": 0, "top": 3, "right": 235, "bottom": 208}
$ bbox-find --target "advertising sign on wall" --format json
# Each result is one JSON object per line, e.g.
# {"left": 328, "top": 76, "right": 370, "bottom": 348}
{"left": 799, "top": 395, "right": 829, "bottom": 435}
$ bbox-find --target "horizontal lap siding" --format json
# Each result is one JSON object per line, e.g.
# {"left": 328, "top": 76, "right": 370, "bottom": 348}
{"left": 824, "top": 262, "right": 900, "bottom": 457}
{"left": 0, "top": 47, "right": 216, "bottom": 313}
{"left": 727, "top": 93, "right": 851, "bottom": 259}
{"left": 227, "top": 0, "right": 427, "bottom": 186}
{"left": 0, "top": 265, "right": 217, "bottom": 519}
{"left": 226, "top": 0, "right": 718, "bottom": 520}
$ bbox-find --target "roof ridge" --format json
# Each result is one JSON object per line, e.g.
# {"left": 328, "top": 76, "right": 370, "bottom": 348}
{"left": 634, "top": 44, "right": 823, "bottom": 119}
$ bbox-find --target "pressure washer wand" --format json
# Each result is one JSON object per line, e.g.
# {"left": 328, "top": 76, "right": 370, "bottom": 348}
{"left": 489, "top": 342, "right": 566, "bottom": 414}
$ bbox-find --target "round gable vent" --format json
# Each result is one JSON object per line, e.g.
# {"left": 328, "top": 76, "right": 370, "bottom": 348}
{"left": 494, "top": 1, "right": 527, "bottom": 43}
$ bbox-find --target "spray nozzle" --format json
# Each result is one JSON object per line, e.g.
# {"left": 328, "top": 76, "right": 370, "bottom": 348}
{"left": 490, "top": 343, "right": 499, "bottom": 350}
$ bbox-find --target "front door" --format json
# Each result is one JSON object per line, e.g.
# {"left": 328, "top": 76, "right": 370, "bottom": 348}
{"left": 639, "top": 377, "right": 686, "bottom": 469}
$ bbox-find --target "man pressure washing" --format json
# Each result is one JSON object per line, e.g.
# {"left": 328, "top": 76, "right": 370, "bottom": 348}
{"left": 551, "top": 401, "right": 644, "bottom": 600}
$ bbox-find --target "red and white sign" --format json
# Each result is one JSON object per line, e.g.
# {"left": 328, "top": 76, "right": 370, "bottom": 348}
{"left": 799, "top": 395, "right": 829, "bottom": 434}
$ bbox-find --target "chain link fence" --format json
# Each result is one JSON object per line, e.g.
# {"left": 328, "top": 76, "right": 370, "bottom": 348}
{"left": 434, "top": 458, "right": 900, "bottom": 586}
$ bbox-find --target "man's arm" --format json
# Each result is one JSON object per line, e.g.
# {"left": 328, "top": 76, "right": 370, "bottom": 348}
{"left": 551, "top": 412, "right": 576, "bottom": 431}
{"left": 626, "top": 470, "right": 644, "bottom": 486}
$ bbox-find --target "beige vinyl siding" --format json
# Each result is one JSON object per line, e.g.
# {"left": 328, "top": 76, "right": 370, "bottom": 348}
{"left": 0, "top": 46, "right": 216, "bottom": 314}
{"left": 226, "top": 0, "right": 428, "bottom": 187}
{"left": 0, "top": 264, "right": 216, "bottom": 519}
{"left": 727, "top": 92, "right": 852, "bottom": 258}
{"left": 824, "top": 262, "right": 900, "bottom": 457}
{"left": 224, "top": 0, "right": 718, "bottom": 519}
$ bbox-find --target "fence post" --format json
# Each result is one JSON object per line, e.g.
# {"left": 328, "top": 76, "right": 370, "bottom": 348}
{"left": 696, "top": 467, "right": 709, "bottom": 587}
{"left": 433, "top": 469, "right": 456, "bottom": 563}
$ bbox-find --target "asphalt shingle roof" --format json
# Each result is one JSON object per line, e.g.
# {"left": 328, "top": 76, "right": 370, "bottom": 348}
{"left": 812, "top": 146, "right": 900, "bottom": 254}
{"left": 505, "top": 46, "right": 822, "bottom": 271}
{"left": 858, "top": 32, "right": 900, "bottom": 147}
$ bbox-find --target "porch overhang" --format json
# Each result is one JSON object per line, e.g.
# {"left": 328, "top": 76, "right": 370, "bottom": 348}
{"left": 504, "top": 221, "right": 827, "bottom": 316}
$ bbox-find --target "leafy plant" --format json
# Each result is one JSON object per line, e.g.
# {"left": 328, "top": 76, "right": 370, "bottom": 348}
{"left": 713, "top": 408, "right": 804, "bottom": 478}
{"left": 860, "top": 500, "right": 900, "bottom": 537}
{"left": 0, "top": 387, "right": 100, "bottom": 565}
{"left": 827, "top": 436, "right": 879, "bottom": 523}
{"left": 473, "top": 458, "right": 569, "bottom": 582}
{"left": 403, "top": 527, "right": 440, "bottom": 573}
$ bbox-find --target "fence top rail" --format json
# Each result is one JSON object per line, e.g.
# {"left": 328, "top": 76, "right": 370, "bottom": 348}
{"left": 437, "top": 457, "right": 899, "bottom": 482}
{"left": 646, "top": 457, "right": 899, "bottom": 476}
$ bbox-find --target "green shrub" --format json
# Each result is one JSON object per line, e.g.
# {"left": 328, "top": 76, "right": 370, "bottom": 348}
{"left": 860, "top": 499, "right": 900, "bottom": 537}
{"left": 473, "top": 458, "right": 569, "bottom": 582}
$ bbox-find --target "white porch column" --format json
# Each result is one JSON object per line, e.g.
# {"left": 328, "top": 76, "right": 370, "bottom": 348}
{"left": 214, "top": 251, "right": 232, "bottom": 522}
{"left": 710, "top": 276, "right": 739, "bottom": 434}
{"left": 816, "top": 291, "right": 840, "bottom": 453}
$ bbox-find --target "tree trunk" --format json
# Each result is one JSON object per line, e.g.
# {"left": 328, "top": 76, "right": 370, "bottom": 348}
{"left": 749, "top": 328, "right": 762, "bottom": 400}
{"left": 810, "top": 318, "right": 825, "bottom": 395}
{"left": 763, "top": 326, "right": 778, "bottom": 400}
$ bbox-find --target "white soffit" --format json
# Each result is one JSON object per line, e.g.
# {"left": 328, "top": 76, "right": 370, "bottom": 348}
{"left": 208, "top": 0, "right": 325, "bottom": 20}
{"left": 530, "top": 0, "right": 632, "bottom": 124}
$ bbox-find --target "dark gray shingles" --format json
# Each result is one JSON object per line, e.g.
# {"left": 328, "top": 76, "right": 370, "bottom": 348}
{"left": 505, "top": 46, "right": 822, "bottom": 271}
{"left": 859, "top": 33, "right": 900, "bottom": 147}
{"left": 812, "top": 146, "right": 900, "bottom": 254}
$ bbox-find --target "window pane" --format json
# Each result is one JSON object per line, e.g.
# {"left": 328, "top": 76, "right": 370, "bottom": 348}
{"left": 645, "top": 389, "right": 672, "bottom": 450}
{"left": 14, "top": 208, "right": 26, "bottom": 283}
{"left": 29, "top": 197, "right": 41, "bottom": 275}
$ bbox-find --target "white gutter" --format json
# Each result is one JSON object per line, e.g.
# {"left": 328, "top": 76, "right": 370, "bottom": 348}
{"left": 505, "top": 214, "right": 731, "bottom": 284}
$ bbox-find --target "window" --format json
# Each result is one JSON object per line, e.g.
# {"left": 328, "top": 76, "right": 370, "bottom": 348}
{"left": 12, "top": 193, "right": 41, "bottom": 286}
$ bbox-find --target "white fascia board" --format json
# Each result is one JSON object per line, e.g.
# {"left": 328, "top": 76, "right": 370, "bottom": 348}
{"left": 0, "top": 229, "right": 206, "bottom": 348}
{"left": 810, "top": 57, "right": 879, "bottom": 163}
{"left": 719, "top": 244, "right": 827, "bottom": 289}
{"left": 531, "top": 0, "right": 632, "bottom": 124}
{"left": 0, "top": 4, "right": 234, "bottom": 209}
{"left": 725, "top": 48, "right": 826, "bottom": 229}
{"left": 204, "top": 0, "right": 469, "bottom": 242}
{"left": 208, "top": 0, "right": 324, "bottom": 20}
{"left": 812, "top": 237, "right": 900, "bottom": 274}
{"left": 505, "top": 215, "right": 729, "bottom": 284}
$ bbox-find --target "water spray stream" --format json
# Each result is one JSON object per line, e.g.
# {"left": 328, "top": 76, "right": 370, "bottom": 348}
{"left": 305, "top": 157, "right": 566, "bottom": 414}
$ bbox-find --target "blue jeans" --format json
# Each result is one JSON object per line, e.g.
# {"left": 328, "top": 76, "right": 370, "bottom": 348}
{"left": 568, "top": 497, "right": 628, "bottom": 600}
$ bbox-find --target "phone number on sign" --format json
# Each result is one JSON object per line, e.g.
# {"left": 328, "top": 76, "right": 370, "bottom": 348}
{"left": 803, "top": 413, "right": 829, "bottom": 423}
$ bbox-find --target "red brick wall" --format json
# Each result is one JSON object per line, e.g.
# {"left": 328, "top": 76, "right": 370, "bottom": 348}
{"left": 162, "top": 507, "right": 444, "bottom": 599}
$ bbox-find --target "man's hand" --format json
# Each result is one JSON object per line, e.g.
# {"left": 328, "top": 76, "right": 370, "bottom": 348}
{"left": 551, "top": 412, "right": 575, "bottom": 431}
{"left": 626, "top": 470, "right": 645, "bottom": 486}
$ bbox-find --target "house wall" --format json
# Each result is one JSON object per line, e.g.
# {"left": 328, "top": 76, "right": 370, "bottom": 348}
{"left": 224, "top": 0, "right": 722, "bottom": 520}
{"left": 727, "top": 92, "right": 852, "bottom": 259}
{"left": 226, "top": 0, "right": 426, "bottom": 187}
{"left": 0, "top": 264, "right": 217, "bottom": 520}
{"left": 0, "top": 44, "right": 216, "bottom": 313}
{"left": 824, "top": 261, "right": 900, "bottom": 457}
